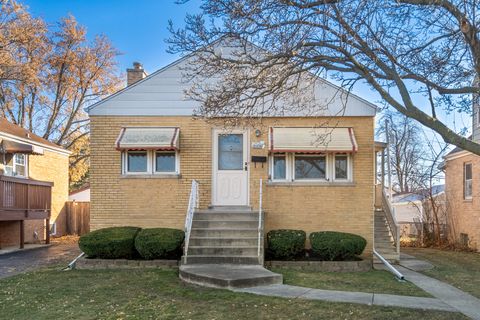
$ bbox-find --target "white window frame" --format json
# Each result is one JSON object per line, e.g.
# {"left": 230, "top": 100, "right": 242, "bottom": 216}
{"left": 4, "top": 153, "right": 28, "bottom": 178}
{"left": 154, "top": 151, "right": 180, "bottom": 175}
{"left": 332, "top": 153, "right": 352, "bottom": 182}
{"left": 464, "top": 162, "right": 473, "bottom": 200}
{"left": 123, "top": 151, "right": 151, "bottom": 175}
{"left": 269, "top": 153, "right": 352, "bottom": 183}
{"left": 270, "top": 153, "right": 289, "bottom": 181}
{"left": 122, "top": 150, "right": 179, "bottom": 175}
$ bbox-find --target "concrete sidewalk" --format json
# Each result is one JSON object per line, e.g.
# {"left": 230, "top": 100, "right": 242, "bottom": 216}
{"left": 397, "top": 266, "right": 480, "bottom": 320}
{"left": 234, "top": 284, "right": 456, "bottom": 312}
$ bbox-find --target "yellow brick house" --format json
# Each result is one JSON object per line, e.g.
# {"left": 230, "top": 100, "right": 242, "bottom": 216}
{"left": 87, "top": 44, "right": 397, "bottom": 265}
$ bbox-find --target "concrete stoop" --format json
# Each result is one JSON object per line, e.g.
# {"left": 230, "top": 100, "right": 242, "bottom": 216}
{"left": 179, "top": 264, "right": 283, "bottom": 289}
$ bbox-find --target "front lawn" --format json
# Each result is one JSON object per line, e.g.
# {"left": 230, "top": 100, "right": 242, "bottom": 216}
{"left": 0, "top": 267, "right": 464, "bottom": 320}
{"left": 403, "top": 247, "right": 480, "bottom": 299}
{"left": 271, "top": 268, "right": 430, "bottom": 297}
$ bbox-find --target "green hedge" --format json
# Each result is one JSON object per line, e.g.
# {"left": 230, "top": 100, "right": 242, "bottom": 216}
{"left": 309, "top": 231, "right": 367, "bottom": 261}
{"left": 79, "top": 226, "right": 141, "bottom": 259}
{"left": 267, "top": 229, "right": 306, "bottom": 260}
{"left": 134, "top": 228, "right": 185, "bottom": 260}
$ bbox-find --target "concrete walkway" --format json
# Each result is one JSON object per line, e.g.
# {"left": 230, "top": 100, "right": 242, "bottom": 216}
{"left": 235, "top": 262, "right": 480, "bottom": 319}
{"left": 397, "top": 266, "right": 480, "bottom": 320}
{"left": 234, "top": 284, "right": 456, "bottom": 312}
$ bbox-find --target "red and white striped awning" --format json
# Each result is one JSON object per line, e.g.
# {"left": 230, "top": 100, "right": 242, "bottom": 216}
{"left": 115, "top": 127, "right": 179, "bottom": 151}
{"left": 269, "top": 127, "right": 358, "bottom": 153}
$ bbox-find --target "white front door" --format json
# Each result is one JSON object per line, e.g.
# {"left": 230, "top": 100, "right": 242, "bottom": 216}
{"left": 212, "top": 130, "right": 249, "bottom": 206}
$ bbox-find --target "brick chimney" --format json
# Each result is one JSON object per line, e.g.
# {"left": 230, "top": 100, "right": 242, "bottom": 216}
{"left": 126, "top": 62, "right": 147, "bottom": 86}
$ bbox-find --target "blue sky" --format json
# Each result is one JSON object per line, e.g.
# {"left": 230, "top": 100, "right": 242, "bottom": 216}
{"left": 23, "top": 0, "right": 202, "bottom": 72}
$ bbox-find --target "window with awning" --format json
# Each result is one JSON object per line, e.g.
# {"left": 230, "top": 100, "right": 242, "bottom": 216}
{"left": 115, "top": 127, "right": 180, "bottom": 151}
{"left": 116, "top": 127, "right": 180, "bottom": 176}
{"left": 269, "top": 127, "right": 358, "bottom": 153}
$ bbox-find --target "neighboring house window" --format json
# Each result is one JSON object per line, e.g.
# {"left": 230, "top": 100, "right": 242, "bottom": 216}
{"left": 464, "top": 163, "right": 472, "bottom": 199}
{"left": 50, "top": 223, "right": 57, "bottom": 236}
{"left": 4, "top": 153, "right": 28, "bottom": 178}
{"left": 123, "top": 150, "right": 178, "bottom": 175}
{"left": 270, "top": 153, "right": 351, "bottom": 182}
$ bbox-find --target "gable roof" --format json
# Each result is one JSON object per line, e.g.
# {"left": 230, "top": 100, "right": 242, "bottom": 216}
{"left": 0, "top": 118, "right": 70, "bottom": 155}
{"left": 87, "top": 40, "right": 377, "bottom": 117}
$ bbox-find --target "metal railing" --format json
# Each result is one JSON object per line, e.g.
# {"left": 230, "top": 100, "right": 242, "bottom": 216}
{"left": 257, "top": 179, "right": 263, "bottom": 259}
{"left": 183, "top": 180, "right": 199, "bottom": 260}
{"left": 381, "top": 188, "right": 400, "bottom": 255}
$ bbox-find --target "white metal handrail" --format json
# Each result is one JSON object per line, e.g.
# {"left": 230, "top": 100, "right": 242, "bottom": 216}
{"left": 184, "top": 180, "right": 199, "bottom": 260}
{"left": 381, "top": 188, "right": 400, "bottom": 255}
{"left": 257, "top": 179, "right": 263, "bottom": 258}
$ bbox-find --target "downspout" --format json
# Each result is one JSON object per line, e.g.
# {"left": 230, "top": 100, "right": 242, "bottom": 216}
{"left": 373, "top": 249, "right": 405, "bottom": 281}
{"left": 62, "top": 252, "right": 85, "bottom": 271}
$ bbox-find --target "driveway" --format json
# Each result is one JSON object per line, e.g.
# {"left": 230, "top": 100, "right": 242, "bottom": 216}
{"left": 0, "top": 243, "right": 80, "bottom": 279}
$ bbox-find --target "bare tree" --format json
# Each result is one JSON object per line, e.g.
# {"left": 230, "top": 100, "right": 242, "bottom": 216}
{"left": 377, "top": 111, "right": 427, "bottom": 193}
{"left": 0, "top": 1, "right": 121, "bottom": 187}
{"left": 169, "top": 0, "right": 480, "bottom": 154}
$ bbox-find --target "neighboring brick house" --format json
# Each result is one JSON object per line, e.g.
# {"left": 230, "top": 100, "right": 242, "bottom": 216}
{"left": 0, "top": 118, "right": 70, "bottom": 248}
{"left": 87, "top": 41, "right": 398, "bottom": 264}
{"left": 444, "top": 146, "right": 480, "bottom": 250}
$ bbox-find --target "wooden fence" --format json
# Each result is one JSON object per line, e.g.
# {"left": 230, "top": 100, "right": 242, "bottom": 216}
{"left": 66, "top": 201, "right": 90, "bottom": 235}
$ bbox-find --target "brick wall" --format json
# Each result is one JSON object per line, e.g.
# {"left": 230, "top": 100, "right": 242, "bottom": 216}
{"left": 90, "top": 116, "right": 375, "bottom": 254}
{"left": 445, "top": 152, "right": 480, "bottom": 250}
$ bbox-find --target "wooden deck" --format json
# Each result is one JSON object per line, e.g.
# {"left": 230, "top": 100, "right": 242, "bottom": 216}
{"left": 0, "top": 175, "right": 53, "bottom": 248}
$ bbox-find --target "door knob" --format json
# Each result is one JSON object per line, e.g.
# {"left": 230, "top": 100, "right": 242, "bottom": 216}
{"left": 244, "top": 162, "right": 248, "bottom": 171}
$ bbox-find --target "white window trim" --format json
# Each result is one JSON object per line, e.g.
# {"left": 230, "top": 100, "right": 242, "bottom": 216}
{"left": 270, "top": 153, "right": 289, "bottom": 181}
{"left": 269, "top": 153, "right": 353, "bottom": 183}
{"left": 4, "top": 153, "right": 28, "bottom": 178}
{"left": 464, "top": 162, "right": 473, "bottom": 200}
{"left": 122, "top": 150, "right": 180, "bottom": 176}
{"left": 123, "top": 151, "right": 151, "bottom": 175}
{"left": 154, "top": 150, "right": 180, "bottom": 175}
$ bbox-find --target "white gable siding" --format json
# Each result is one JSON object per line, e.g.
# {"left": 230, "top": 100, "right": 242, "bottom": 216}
{"left": 88, "top": 55, "right": 377, "bottom": 117}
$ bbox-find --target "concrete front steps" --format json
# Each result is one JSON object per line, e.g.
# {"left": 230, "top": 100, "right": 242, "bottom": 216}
{"left": 180, "top": 206, "right": 282, "bottom": 288}
{"left": 180, "top": 264, "right": 283, "bottom": 289}
{"left": 374, "top": 210, "right": 400, "bottom": 264}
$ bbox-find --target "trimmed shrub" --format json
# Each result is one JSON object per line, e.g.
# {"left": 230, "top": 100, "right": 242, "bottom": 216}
{"left": 79, "top": 226, "right": 141, "bottom": 259}
{"left": 267, "top": 229, "right": 306, "bottom": 260}
{"left": 309, "top": 231, "right": 367, "bottom": 261}
{"left": 135, "top": 228, "right": 185, "bottom": 260}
